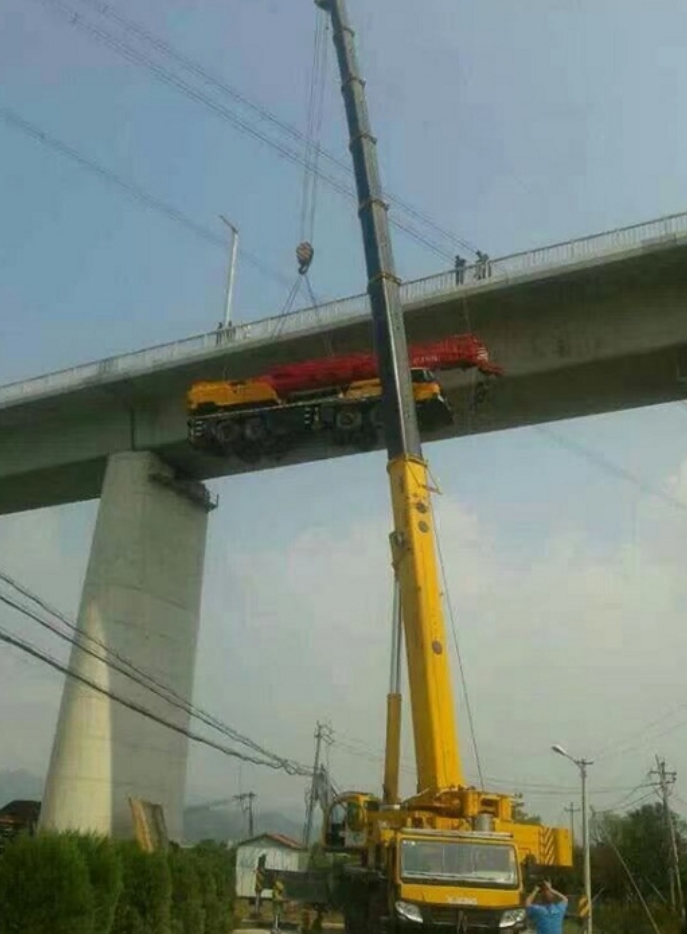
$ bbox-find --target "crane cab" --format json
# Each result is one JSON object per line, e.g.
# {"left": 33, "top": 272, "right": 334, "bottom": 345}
{"left": 323, "top": 792, "right": 379, "bottom": 851}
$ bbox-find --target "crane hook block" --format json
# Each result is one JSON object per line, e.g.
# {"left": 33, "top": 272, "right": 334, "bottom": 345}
{"left": 296, "top": 241, "right": 314, "bottom": 275}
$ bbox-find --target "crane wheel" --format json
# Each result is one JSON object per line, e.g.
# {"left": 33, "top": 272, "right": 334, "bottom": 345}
{"left": 369, "top": 403, "right": 384, "bottom": 428}
{"left": 212, "top": 419, "right": 240, "bottom": 446}
{"left": 243, "top": 416, "right": 268, "bottom": 442}
{"left": 335, "top": 407, "right": 363, "bottom": 431}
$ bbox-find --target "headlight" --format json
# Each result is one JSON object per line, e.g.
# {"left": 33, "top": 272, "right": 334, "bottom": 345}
{"left": 396, "top": 901, "right": 423, "bottom": 924}
{"left": 499, "top": 908, "right": 526, "bottom": 928}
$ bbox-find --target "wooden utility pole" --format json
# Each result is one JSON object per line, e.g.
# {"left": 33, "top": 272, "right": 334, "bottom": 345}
{"left": 234, "top": 792, "right": 256, "bottom": 837}
{"left": 565, "top": 802, "right": 581, "bottom": 847}
{"left": 650, "top": 756, "right": 684, "bottom": 919}
{"left": 303, "top": 721, "right": 333, "bottom": 847}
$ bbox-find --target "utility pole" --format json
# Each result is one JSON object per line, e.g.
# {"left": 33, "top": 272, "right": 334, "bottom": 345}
{"left": 303, "top": 721, "right": 333, "bottom": 847}
{"left": 565, "top": 802, "right": 580, "bottom": 847}
{"left": 234, "top": 792, "right": 256, "bottom": 838}
{"left": 650, "top": 756, "right": 684, "bottom": 920}
{"left": 552, "top": 746, "right": 593, "bottom": 934}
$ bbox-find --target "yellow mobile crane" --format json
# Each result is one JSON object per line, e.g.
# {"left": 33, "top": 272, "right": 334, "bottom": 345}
{"left": 311, "top": 1, "right": 573, "bottom": 932}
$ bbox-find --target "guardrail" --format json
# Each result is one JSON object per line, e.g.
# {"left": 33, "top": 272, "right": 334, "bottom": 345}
{"left": 2, "top": 209, "right": 687, "bottom": 409}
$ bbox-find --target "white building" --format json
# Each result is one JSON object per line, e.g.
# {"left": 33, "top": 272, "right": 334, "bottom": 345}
{"left": 234, "top": 833, "right": 307, "bottom": 900}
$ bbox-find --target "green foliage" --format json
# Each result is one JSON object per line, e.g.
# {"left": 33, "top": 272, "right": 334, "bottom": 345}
{"left": 110, "top": 842, "right": 172, "bottom": 934}
{"left": 594, "top": 802, "right": 676, "bottom": 903}
{"left": 70, "top": 833, "right": 124, "bottom": 934}
{"left": 591, "top": 901, "right": 683, "bottom": 934}
{"left": 512, "top": 800, "right": 542, "bottom": 825}
{"left": 0, "top": 832, "right": 95, "bottom": 934}
{"left": 191, "top": 842, "right": 235, "bottom": 934}
{"left": 0, "top": 833, "right": 235, "bottom": 934}
{"left": 169, "top": 846, "right": 204, "bottom": 934}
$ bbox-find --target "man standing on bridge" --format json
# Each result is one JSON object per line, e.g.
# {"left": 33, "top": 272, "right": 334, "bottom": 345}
{"left": 525, "top": 880, "right": 568, "bottom": 934}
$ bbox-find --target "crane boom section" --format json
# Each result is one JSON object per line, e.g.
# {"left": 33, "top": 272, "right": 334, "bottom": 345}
{"left": 316, "top": 0, "right": 420, "bottom": 461}
{"left": 389, "top": 456, "right": 462, "bottom": 792}
{"left": 317, "top": 0, "right": 463, "bottom": 795}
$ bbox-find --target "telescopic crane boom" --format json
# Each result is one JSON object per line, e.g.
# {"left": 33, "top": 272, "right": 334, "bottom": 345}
{"left": 314, "top": 0, "right": 461, "bottom": 801}
{"left": 315, "top": 1, "right": 572, "bottom": 932}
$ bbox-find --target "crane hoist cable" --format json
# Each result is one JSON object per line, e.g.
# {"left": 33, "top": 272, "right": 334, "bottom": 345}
{"left": 277, "top": 8, "right": 331, "bottom": 346}
{"left": 300, "top": 7, "right": 329, "bottom": 247}
{"left": 426, "top": 478, "right": 486, "bottom": 791}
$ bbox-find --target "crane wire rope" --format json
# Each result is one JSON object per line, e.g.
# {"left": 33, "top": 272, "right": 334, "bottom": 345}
{"left": 301, "top": 7, "right": 328, "bottom": 246}
{"left": 429, "top": 490, "right": 486, "bottom": 791}
{"left": 34, "top": 0, "right": 466, "bottom": 263}
{"left": 277, "top": 9, "right": 333, "bottom": 354}
{"left": 55, "top": 0, "right": 478, "bottom": 258}
{"left": 0, "top": 569, "right": 310, "bottom": 776}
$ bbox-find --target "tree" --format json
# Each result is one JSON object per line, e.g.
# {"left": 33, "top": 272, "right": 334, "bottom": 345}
{"left": 512, "top": 799, "right": 541, "bottom": 825}
{"left": 592, "top": 802, "right": 687, "bottom": 906}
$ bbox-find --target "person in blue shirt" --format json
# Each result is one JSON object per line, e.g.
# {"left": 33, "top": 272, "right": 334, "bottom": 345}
{"left": 525, "top": 879, "right": 568, "bottom": 934}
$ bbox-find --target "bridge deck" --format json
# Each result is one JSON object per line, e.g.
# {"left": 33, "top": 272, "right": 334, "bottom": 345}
{"left": 2, "top": 210, "right": 687, "bottom": 514}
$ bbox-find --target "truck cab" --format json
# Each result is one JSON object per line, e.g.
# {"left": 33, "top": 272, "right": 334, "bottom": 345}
{"left": 393, "top": 831, "right": 528, "bottom": 933}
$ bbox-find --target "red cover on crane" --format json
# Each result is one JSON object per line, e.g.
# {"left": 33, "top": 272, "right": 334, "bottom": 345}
{"left": 265, "top": 334, "right": 501, "bottom": 396}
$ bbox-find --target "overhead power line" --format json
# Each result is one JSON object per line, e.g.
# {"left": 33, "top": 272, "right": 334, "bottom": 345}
{"left": 0, "top": 104, "right": 292, "bottom": 289}
{"left": 66, "top": 0, "right": 478, "bottom": 256}
{"left": 535, "top": 425, "right": 687, "bottom": 514}
{"left": 0, "top": 569, "right": 311, "bottom": 777}
{"left": 0, "top": 623, "right": 300, "bottom": 772}
{"left": 34, "top": 0, "right": 466, "bottom": 262}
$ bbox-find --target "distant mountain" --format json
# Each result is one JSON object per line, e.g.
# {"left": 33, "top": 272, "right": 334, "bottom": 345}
{"left": 0, "top": 770, "right": 44, "bottom": 807}
{"left": 0, "top": 771, "right": 305, "bottom": 846}
{"left": 183, "top": 806, "right": 305, "bottom": 845}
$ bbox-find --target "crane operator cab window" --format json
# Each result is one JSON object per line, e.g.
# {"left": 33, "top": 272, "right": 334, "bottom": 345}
{"left": 400, "top": 838, "right": 519, "bottom": 888}
{"left": 325, "top": 802, "right": 347, "bottom": 848}
{"left": 324, "top": 797, "right": 369, "bottom": 850}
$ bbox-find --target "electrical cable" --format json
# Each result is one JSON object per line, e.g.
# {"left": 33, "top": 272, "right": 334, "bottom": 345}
{"left": 0, "top": 586, "right": 303, "bottom": 772}
{"left": 34, "top": 0, "right": 462, "bottom": 262}
{"left": 0, "top": 570, "right": 311, "bottom": 776}
{"left": 535, "top": 425, "right": 687, "bottom": 514}
{"left": 0, "top": 103, "right": 292, "bottom": 289}
{"left": 65, "top": 0, "right": 478, "bottom": 256}
{"left": 594, "top": 817, "right": 663, "bottom": 934}
{"left": 0, "top": 623, "right": 307, "bottom": 773}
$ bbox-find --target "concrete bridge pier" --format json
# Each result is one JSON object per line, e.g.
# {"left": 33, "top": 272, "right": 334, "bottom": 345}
{"left": 39, "top": 450, "right": 215, "bottom": 840}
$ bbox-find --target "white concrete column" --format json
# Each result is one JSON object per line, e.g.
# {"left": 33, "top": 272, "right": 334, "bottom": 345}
{"left": 39, "top": 451, "right": 214, "bottom": 840}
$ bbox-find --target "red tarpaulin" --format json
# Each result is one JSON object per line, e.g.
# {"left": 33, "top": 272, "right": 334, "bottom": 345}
{"left": 266, "top": 334, "right": 501, "bottom": 396}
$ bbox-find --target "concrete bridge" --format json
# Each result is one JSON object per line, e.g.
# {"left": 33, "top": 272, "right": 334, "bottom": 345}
{"left": 5, "top": 209, "right": 687, "bottom": 841}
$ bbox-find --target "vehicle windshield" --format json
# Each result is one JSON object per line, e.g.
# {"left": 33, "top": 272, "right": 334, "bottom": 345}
{"left": 400, "top": 838, "right": 518, "bottom": 888}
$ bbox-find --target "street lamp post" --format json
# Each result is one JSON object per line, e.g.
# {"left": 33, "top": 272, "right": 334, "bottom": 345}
{"left": 552, "top": 744, "right": 593, "bottom": 934}
{"left": 219, "top": 215, "right": 239, "bottom": 329}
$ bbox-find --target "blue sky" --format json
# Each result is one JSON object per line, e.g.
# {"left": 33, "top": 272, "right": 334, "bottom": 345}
{"left": 2, "top": 0, "right": 687, "bottom": 832}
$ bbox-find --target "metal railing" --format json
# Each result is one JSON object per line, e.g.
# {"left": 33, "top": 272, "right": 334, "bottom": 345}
{"left": 2, "top": 209, "right": 687, "bottom": 410}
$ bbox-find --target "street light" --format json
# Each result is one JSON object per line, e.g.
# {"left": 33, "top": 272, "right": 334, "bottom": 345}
{"left": 219, "top": 215, "right": 239, "bottom": 329}
{"left": 552, "top": 744, "right": 593, "bottom": 934}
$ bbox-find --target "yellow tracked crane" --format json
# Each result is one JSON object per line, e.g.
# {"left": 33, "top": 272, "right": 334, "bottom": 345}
{"left": 311, "top": 1, "right": 573, "bottom": 933}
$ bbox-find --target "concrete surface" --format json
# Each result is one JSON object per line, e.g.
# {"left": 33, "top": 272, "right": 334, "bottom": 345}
{"left": 2, "top": 231, "right": 687, "bottom": 515}
{"left": 39, "top": 451, "right": 211, "bottom": 839}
